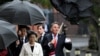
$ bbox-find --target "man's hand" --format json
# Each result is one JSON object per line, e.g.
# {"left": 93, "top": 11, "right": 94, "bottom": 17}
{"left": 16, "top": 40, "right": 20, "bottom": 46}
{"left": 50, "top": 38, "right": 56, "bottom": 44}
{"left": 65, "top": 38, "right": 71, "bottom": 43}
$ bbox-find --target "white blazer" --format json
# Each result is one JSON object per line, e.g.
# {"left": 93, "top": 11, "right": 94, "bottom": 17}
{"left": 19, "top": 42, "right": 43, "bottom": 56}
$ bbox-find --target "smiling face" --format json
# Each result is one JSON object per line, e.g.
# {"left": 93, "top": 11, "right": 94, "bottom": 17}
{"left": 51, "top": 23, "right": 60, "bottom": 35}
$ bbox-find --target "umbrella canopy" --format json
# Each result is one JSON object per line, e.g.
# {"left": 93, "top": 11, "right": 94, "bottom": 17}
{"left": 50, "top": 0, "right": 74, "bottom": 17}
{"left": 0, "top": 0, "right": 45, "bottom": 25}
{"left": 50, "top": 0, "right": 92, "bottom": 18}
{"left": 0, "top": 20, "right": 17, "bottom": 49}
{"left": 65, "top": 0, "right": 92, "bottom": 11}
{"left": 65, "top": 0, "right": 77, "bottom": 3}
{"left": 73, "top": 0, "right": 92, "bottom": 11}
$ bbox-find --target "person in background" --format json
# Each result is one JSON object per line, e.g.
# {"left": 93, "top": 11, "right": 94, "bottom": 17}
{"left": 37, "top": 24, "right": 49, "bottom": 56}
{"left": 46, "top": 22, "right": 72, "bottom": 56}
{"left": 19, "top": 31, "right": 43, "bottom": 56}
{"left": 31, "top": 23, "right": 44, "bottom": 41}
{"left": 31, "top": 23, "right": 42, "bottom": 33}
{"left": 9, "top": 25, "right": 30, "bottom": 56}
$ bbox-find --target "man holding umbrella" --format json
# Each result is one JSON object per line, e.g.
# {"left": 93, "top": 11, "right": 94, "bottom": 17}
{"left": 46, "top": 22, "right": 72, "bottom": 56}
{"left": 9, "top": 25, "right": 30, "bottom": 56}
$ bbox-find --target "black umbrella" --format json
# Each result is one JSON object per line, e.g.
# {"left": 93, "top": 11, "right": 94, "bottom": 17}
{"left": 0, "top": 0, "right": 45, "bottom": 25}
{"left": 74, "top": 0, "right": 92, "bottom": 11}
{"left": 50, "top": 0, "right": 74, "bottom": 17}
{"left": 50, "top": 0, "right": 92, "bottom": 24}
{"left": 50, "top": 0, "right": 92, "bottom": 18}
{"left": 61, "top": 0, "right": 92, "bottom": 11}
{"left": 65, "top": 0, "right": 78, "bottom": 3}
{"left": 79, "top": 9, "right": 92, "bottom": 17}
{"left": 0, "top": 20, "right": 17, "bottom": 49}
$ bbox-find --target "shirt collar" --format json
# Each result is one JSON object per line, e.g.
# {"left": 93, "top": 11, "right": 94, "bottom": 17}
{"left": 20, "top": 36, "right": 26, "bottom": 40}
{"left": 42, "top": 32, "right": 45, "bottom": 37}
{"left": 52, "top": 34, "right": 58, "bottom": 38}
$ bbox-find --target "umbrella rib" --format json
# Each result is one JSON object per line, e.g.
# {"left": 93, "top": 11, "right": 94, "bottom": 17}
{"left": 0, "top": 26, "right": 17, "bottom": 48}
{"left": 24, "top": 4, "right": 32, "bottom": 25}
{"left": 25, "top": 3, "right": 45, "bottom": 24}
{"left": 0, "top": 35, "right": 5, "bottom": 49}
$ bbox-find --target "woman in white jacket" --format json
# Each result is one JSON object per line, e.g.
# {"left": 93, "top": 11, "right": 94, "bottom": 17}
{"left": 19, "top": 31, "right": 43, "bottom": 56}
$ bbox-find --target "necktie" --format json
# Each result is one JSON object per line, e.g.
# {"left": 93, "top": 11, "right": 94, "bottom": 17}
{"left": 54, "top": 37, "right": 57, "bottom": 48}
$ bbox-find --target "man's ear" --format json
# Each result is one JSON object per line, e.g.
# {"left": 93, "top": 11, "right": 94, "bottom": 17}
{"left": 50, "top": 28, "right": 52, "bottom": 32}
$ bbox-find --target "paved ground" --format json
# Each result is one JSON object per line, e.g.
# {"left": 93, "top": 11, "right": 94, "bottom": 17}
{"left": 64, "top": 37, "right": 98, "bottom": 56}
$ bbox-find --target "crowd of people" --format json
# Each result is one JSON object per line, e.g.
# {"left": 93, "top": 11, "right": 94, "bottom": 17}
{"left": 0, "top": 22, "right": 72, "bottom": 56}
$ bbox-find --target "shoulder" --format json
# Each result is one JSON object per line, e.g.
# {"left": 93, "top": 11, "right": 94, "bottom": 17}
{"left": 58, "top": 34, "right": 66, "bottom": 37}
{"left": 45, "top": 33, "right": 52, "bottom": 37}
{"left": 35, "top": 42, "right": 41, "bottom": 46}
{"left": 44, "top": 33, "right": 50, "bottom": 38}
{"left": 23, "top": 42, "right": 29, "bottom": 46}
{"left": 35, "top": 42, "right": 43, "bottom": 49}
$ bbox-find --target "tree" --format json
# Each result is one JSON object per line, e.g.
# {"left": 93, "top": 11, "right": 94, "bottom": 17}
{"left": 92, "top": 0, "right": 100, "bottom": 17}
{"left": 30, "top": 0, "right": 52, "bottom": 8}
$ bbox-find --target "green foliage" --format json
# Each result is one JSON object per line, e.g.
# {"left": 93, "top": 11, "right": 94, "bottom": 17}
{"left": 88, "top": 24, "right": 98, "bottom": 50}
{"left": 92, "top": 0, "right": 100, "bottom": 17}
{"left": 30, "top": 0, "right": 52, "bottom": 8}
{"left": 92, "top": 5, "right": 100, "bottom": 17}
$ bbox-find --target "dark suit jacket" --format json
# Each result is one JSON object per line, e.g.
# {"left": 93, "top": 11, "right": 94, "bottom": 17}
{"left": 38, "top": 33, "right": 49, "bottom": 56}
{"left": 46, "top": 33, "right": 72, "bottom": 56}
{"left": 9, "top": 36, "right": 28, "bottom": 56}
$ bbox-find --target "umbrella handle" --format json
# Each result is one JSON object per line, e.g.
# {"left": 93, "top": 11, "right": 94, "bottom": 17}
{"left": 57, "top": 22, "right": 64, "bottom": 34}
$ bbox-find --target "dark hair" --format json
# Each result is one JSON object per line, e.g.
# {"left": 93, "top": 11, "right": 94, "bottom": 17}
{"left": 37, "top": 24, "right": 45, "bottom": 29}
{"left": 27, "top": 31, "right": 37, "bottom": 39}
{"left": 18, "top": 25, "right": 30, "bottom": 30}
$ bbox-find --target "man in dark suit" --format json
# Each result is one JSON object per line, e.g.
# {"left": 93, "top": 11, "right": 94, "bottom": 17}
{"left": 46, "top": 22, "right": 72, "bottom": 56}
{"left": 9, "top": 25, "right": 29, "bottom": 56}
{"left": 37, "top": 24, "right": 49, "bottom": 56}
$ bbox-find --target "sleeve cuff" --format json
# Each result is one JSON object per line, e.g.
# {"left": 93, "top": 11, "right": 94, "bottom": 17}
{"left": 48, "top": 42, "right": 51, "bottom": 47}
{"left": 65, "top": 38, "right": 71, "bottom": 43}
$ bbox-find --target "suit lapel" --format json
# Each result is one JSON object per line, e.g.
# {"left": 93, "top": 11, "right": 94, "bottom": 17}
{"left": 41, "top": 36, "right": 45, "bottom": 44}
{"left": 50, "top": 34, "right": 53, "bottom": 41}
{"left": 25, "top": 37, "right": 28, "bottom": 43}
{"left": 38, "top": 37, "right": 42, "bottom": 43}
{"left": 33, "top": 43, "right": 39, "bottom": 54}
{"left": 26, "top": 43, "right": 33, "bottom": 53}
{"left": 56, "top": 34, "right": 61, "bottom": 48}
{"left": 47, "top": 34, "right": 52, "bottom": 42}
